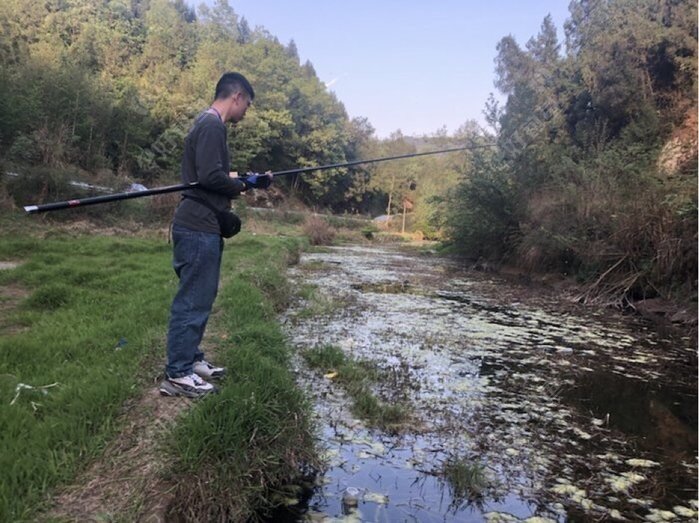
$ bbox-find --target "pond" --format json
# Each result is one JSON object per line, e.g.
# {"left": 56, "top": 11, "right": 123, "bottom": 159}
{"left": 280, "top": 245, "right": 697, "bottom": 522}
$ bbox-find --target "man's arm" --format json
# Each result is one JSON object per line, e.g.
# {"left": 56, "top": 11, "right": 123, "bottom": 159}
{"left": 195, "top": 124, "right": 246, "bottom": 198}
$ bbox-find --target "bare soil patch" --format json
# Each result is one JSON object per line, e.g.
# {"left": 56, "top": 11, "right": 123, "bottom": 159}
{"left": 0, "top": 261, "right": 21, "bottom": 270}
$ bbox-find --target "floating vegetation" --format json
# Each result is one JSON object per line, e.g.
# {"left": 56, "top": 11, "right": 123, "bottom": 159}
{"left": 282, "top": 245, "right": 698, "bottom": 521}
{"left": 673, "top": 505, "right": 697, "bottom": 518}
{"left": 645, "top": 508, "right": 681, "bottom": 521}
{"left": 604, "top": 471, "right": 647, "bottom": 493}
{"left": 301, "top": 345, "right": 410, "bottom": 432}
{"left": 485, "top": 512, "right": 520, "bottom": 522}
{"left": 551, "top": 481, "right": 591, "bottom": 508}
{"left": 362, "top": 491, "right": 389, "bottom": 504}
{"left": 350, "top": 281, "right": 413, "bottom": 294}
{"left": 627, "top": 458, "right": 660, "bottom": 468}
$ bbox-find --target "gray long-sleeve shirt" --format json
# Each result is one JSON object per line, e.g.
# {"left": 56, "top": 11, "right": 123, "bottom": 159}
{"left": 173, "top": 111, "right": 246, "bottom": 234}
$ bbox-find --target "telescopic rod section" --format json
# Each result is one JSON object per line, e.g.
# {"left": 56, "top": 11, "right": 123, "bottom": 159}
{"left": 23, "top": 183, "right": 200, "bottom": 214}
{"left": 23, "top": 144, "right": 494, "bottom": 214}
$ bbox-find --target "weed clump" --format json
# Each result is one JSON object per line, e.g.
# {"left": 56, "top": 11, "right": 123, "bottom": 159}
{"left": 25, "top": 283, "right": 72, "bottom": 310}
{"left": 303, "top": 215, "right": 336, "bottom": 246}
{"left": 442, "top": 457, "right": 488, "bottom": 501}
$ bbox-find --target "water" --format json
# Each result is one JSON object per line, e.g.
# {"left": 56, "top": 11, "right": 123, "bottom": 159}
{"left": 280, "top": 245, "right": 697, "bottom": 522}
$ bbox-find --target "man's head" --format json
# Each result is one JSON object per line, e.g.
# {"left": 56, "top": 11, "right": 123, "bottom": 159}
{"left": 214, "top": 72, "right": 255, "bottom": 123}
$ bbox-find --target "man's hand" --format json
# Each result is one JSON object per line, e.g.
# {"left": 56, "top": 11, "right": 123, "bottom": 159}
{"left": 243, "top": 171, "right": 273, "bottom": 189}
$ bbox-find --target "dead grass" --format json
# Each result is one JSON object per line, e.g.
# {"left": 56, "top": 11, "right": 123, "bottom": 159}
{"left": 302, "top": 215, "right": 336, "bottom": 246}
{"left": 0, "top": 183, "right": 15, "bottom": 212}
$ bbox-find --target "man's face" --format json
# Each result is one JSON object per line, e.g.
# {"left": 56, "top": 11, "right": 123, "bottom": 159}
{"left": 228, "top": 91, "right": 252, "bottom": 123}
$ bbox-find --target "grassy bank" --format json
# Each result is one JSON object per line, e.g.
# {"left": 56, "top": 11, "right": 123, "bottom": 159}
{"left": 0, "top": 225, "right": 317, "bottom": 521}
{"left": 0, "top": 232, "right": 174, "bottom": 520}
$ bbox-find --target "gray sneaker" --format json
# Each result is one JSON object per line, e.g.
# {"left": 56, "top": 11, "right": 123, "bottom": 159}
{"left": 193, "top": 359, "right": 226, "bottom": 379}
{"left": 159, "top": 373, "right": 217, "bottom": 398}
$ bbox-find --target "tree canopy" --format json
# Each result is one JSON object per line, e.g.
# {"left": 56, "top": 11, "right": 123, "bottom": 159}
{"left": 446, "top": 0, "right": 697, "bottom": 301}
{"left": 0, "top": 0, "right": 388, "bottom": 211}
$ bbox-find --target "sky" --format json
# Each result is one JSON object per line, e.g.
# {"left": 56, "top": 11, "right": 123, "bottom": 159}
{"left": 213, "top": 1, "right": 571, "bottom": 138}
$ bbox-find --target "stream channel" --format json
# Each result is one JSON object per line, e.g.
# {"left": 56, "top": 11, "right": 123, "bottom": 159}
{"left": 279, "top": 244, "right": 697, "bottom": 522}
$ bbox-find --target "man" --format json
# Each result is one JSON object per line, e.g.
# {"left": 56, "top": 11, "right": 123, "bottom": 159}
{"left": 159, "top": 72, "right": 272, "bottom": 398}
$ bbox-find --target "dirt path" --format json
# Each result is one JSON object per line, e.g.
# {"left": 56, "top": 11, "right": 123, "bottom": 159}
{"left": 47, "top": 384, "right": 189, "bottom": 522}
{"left": 44, "top": 326, "right": 225, "bottom": 522}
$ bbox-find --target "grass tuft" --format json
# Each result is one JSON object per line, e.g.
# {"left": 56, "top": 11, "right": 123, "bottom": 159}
{"left": 442, "top": 457, "right": 488, "bottom": 501}
{"left": 24, "top": 283, "right": 73, "bottom": 310}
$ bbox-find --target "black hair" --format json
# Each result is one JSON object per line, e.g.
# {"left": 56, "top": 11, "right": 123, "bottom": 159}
{"left": 214, "top": 72, "right": 255, "bottom": 101}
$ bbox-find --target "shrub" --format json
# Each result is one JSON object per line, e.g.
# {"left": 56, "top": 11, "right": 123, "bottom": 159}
{"left": 361, "top": 224, "right": 379, "bottom": 239}
{"left": 302, "top": 214, "right": 336, "bottom": 246}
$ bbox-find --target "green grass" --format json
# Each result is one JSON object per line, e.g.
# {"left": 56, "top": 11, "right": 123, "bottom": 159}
{"left": 165, "top": 235, "right": 317, "bottom": 521}
{"left": 442, "top": 457, "right": 488, "bottom": 501}
{"left": 302, "top": 345, "right": 409, "bottom": 431}
{"left": 0, "top": 228, "right": 316, "bottom": 522}
{"left": 0, "top": 233, "right": 175, "bottom": 521}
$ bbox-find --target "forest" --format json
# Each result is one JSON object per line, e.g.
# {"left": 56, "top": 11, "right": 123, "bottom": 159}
{"left": 0, "top": 0, "right": 696, "bottom": 303}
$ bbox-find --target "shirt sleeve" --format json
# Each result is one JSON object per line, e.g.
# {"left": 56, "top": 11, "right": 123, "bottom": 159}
{"left": 194, "top": 123, "right": 246, "bottom": 198}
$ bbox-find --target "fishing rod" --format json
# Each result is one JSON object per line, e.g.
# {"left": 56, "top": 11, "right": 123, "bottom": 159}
{"left": 23, "top": 143, "right": 494, "bottom": 214}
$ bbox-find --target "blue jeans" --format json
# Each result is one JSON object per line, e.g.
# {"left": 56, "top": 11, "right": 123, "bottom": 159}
{"left": 165, "top": 224, "right": 223, "bottom": 378}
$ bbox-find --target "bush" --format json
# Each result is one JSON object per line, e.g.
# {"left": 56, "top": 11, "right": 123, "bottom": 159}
{"left": 302, "top": 214, "right": 336, "bottom": 245}
{"left": 445, "top": 150, "right": 518, "bottom": 261}
{"left": 361, "top": 224, "right": 379, "bottom": 239}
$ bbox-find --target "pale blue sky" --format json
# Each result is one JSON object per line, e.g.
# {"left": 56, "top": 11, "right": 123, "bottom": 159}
{"left": 214, "top": 2, "right": 571, "bottom": 137}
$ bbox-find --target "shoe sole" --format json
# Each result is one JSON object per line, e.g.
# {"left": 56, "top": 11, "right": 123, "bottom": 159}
{"left": 159, "top": 380, "right": 217, "bottom": 398}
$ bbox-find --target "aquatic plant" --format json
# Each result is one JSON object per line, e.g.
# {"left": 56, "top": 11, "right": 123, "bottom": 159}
{"left": 442, "top": 457, "right": 488, "bottom": 500}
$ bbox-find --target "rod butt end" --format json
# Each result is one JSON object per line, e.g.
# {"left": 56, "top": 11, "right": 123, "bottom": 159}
{"left": 24, "top": 205, "right": 39, "bottom": 214}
